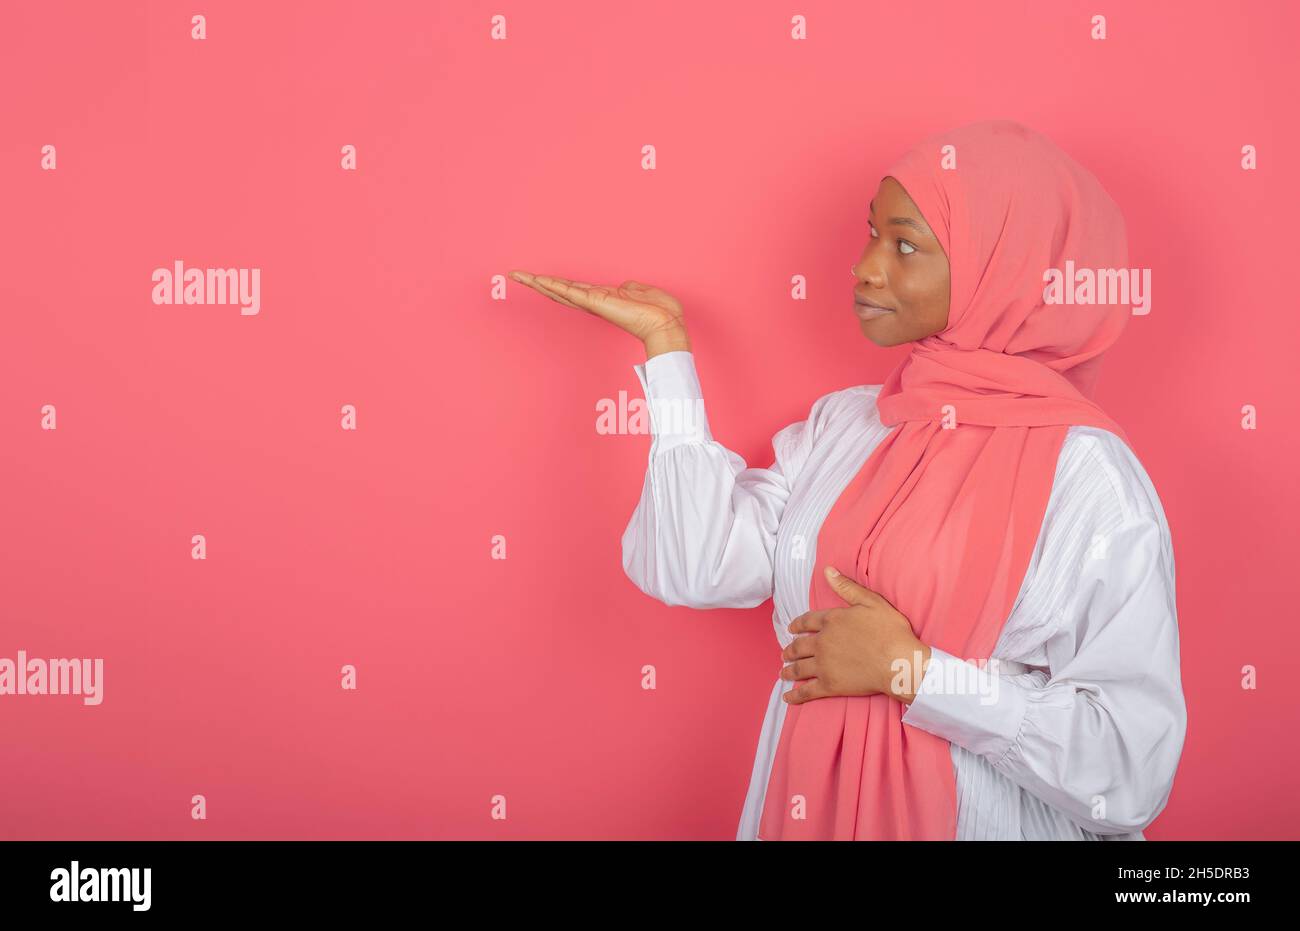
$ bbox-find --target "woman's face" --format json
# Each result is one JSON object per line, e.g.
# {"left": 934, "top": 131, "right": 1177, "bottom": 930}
{"left": 851, "top": 175, "right": 951, "bottom": 346}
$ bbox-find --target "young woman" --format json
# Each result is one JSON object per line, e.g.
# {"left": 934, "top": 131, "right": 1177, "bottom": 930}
{"left": 510, "top": 120, "right": 1187, "bottom": 841}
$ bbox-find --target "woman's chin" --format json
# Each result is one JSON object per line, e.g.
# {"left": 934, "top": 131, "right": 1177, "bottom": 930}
{"left": 859, "top": 315, "right": 901, "bottom": 346}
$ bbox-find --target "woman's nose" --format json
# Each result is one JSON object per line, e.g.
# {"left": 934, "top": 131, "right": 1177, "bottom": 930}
{"left": 852, "top": 243, "right": 887, "bottom": 285}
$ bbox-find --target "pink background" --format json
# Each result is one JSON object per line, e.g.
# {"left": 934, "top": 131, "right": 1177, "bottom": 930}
{"left": 2, "top": 0, "right": 1296, "bottom": 839}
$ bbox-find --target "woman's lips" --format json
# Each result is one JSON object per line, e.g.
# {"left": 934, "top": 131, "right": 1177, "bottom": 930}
{"left": 854, "top": 300, "right": 895, "bottom": 320}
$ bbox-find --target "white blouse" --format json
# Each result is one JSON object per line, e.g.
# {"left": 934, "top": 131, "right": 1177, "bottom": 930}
{"left": 621, "top": 350, "right": 1187, "bottom": 841}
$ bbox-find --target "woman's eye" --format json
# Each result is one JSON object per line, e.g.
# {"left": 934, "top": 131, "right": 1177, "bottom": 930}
{"left": 869, "top": 222, "right": 915, "bottom": 255}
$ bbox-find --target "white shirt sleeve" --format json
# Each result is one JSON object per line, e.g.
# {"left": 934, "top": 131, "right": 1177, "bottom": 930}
{"left": 900, "top": 508, "right": 1187, "bottom": 835}
{"left": 620, "top": 350, "right": 817, "bottom": 610}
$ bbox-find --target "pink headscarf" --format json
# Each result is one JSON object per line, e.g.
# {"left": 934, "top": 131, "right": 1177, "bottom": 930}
{"left": 758, "top": 120, "right": 1134, "bottom": 840}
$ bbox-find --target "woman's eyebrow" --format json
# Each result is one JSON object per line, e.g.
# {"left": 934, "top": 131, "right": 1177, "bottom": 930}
{"left": 868, "top": 200, "right": 931, "bottom": 236}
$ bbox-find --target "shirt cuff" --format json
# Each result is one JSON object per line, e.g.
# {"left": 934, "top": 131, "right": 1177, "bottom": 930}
{"left": 900, "top": 647, "right": 1030, "bottom": 766}
{"left": 632, "top": 350, "right": 715, "bottom": 452}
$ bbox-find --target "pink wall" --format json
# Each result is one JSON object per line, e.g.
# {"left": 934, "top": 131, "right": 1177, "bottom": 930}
{"left": 1, "top": 0, "right": 1296, "bottom": 839}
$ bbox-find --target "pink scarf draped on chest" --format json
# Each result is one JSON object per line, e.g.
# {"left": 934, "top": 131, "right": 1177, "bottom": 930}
{"left": 757, "top": 120, "right": 1135, "bottom": 840}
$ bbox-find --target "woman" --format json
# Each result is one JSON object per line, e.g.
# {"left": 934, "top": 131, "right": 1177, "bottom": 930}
{"left": 509, "top": 119, "right": 1187, "bottom": 841}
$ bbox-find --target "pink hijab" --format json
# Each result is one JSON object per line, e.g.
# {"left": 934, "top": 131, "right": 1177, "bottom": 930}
{"left": 757, "top": 120, "right": 1134, "bottom": 840}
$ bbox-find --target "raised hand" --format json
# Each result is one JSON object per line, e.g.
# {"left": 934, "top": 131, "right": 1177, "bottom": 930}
{"left": 509, "top": 271, "right": 691, "bottom": 359}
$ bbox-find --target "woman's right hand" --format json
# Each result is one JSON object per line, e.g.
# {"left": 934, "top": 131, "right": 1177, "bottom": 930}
{"left": 508, "top": 270, "right": 691, "bottom": 359}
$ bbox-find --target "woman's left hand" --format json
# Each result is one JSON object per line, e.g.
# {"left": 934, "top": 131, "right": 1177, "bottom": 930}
{"left": 780, "top": 566, "right": 931, "bottom": 706}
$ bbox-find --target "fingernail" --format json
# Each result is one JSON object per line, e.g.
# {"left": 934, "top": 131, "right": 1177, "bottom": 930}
{"left": 825, "top": 566, "right": 840, "bottom": 579}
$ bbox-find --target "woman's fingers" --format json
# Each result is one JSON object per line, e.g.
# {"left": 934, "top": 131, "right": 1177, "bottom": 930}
{"left": 534, "top": 275, "right": 601, "bottom": 314}
{"left": 534, "top": 274, "right": 595, "bottom": 304}
{"left": 509, "top": 271, "right": 589, "bottom": 310}
{"left": 509, "top": 270, "right": 685, "bottom": 344}
{"left": 517, "top": 273, "right": 584, "bottom": 310}
{"left": 511, "top": 271, "right": 576, "bottom": 305}
{"left": 511, "top": 271, "right": 648, "bottom": 331}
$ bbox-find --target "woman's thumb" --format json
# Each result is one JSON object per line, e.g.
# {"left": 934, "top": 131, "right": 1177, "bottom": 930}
{"left": 824, "top": 565, "right": 873, "bottom": 604}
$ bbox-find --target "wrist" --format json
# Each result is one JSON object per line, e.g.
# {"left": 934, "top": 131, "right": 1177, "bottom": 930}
{"left": 899, "top": 643, "right": 933, "bottom": 705}
{"left": 643, "top": 328, "right": 691, "bottom": 359}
